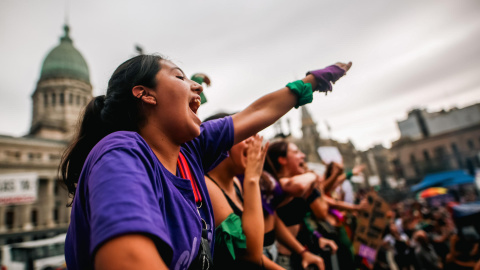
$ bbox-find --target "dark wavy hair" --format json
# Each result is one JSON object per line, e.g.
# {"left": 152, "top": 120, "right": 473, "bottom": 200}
{"left": 263, "top": 140, "right": 289, "bottom": 179}
{"left": 60, "top": 54, "right": 164, "bottom": 205}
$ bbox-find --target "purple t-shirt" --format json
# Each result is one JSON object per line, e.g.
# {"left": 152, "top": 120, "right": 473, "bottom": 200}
{"left": 65, "top": 117, "right": 234, "bottom": 270}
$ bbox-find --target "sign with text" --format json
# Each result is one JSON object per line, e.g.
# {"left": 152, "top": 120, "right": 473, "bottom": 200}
{"left": 317, "top": 146, "right": 343, "bottom": 165}
{"left": 0, "top": 173, "right": 38, "bottom": 205}
{"left": 353, "top": 191, "right": 389, "bottom": 262}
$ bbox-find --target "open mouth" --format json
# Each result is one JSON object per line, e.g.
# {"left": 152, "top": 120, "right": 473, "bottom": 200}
{"left": 189, "top": 97, "right": 201, "bottom": 114}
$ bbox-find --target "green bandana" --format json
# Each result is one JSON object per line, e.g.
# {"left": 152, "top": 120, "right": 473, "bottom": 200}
{"left": 286, "top": 80, "right": 313, "bottom": 108}
{"left": 215, "top": 213, "right": 247, "bottom": 260}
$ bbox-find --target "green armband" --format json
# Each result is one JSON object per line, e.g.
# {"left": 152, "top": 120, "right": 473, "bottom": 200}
{"left": 215, "top": 213, "right": 247, "bottom": 260}
{"left": 286, "top": 80, "right": 313, "bottom": 108}
{"left": 303, "top": 211, "right": 319, "bottom": 233}
{"left": 346, "top": 170, "right": 353, "bottom": 180}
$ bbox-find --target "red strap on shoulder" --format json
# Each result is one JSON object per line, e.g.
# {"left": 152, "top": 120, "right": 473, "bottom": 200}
{"left": 177, "top": 152, "right": 202, "bottom": 203}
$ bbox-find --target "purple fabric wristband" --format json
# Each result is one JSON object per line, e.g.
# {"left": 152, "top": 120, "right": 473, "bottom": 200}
{"left": 313, "top": 230, "right": 322, "bottom": 239}
{"left": 306, "top": 65, "right": 345, "bottom": 92}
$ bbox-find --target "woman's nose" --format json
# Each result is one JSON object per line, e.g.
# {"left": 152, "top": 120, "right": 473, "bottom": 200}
{"left": 191, "top": 81, "right": 203, "bottom": 94}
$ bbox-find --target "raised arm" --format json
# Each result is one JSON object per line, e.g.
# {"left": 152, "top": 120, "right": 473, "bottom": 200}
{"left": 231, "top": 62, "right": 351, "bottom": 144}
{"left": 241, "top": 135, "right": 269, "bottom": 264}
{"left": 279, "top": 172, "right": 319, "bottom": 197}
{"left": 322, "top": 162, "right": 344, "bottom": 195}
{"left": 324, "top": 195, "right": 368, "bottom": 212}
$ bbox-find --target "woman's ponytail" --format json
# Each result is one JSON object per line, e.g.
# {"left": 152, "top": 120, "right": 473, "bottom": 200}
{"left": 60, "top": 54, "right": 164, "bottom": 205}
{"left": 60, "top": 95, "right": 109, "bottom": 204}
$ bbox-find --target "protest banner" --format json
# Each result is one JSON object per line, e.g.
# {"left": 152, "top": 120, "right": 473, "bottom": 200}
{"left": 353, "top": 191, "right": 389, "bottom": 262}
{"left": 0, "top": 172, "right": 38, "bottom": 205}
{"left": 317, "top": 146, "right": 342, "bottom": 165}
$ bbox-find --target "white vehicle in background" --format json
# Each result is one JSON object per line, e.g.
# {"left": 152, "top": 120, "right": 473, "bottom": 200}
{"left": 0, "top": 233, "right": 66, "bottom": 270}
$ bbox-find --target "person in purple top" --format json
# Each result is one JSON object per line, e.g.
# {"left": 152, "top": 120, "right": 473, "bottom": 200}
{"left": 60, "top": 53, "right": 351, "bottom": 270}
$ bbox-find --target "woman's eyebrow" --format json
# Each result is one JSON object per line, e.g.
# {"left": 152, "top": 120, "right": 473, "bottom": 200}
{"left": 171, "top": 67, "right": 185, "bottom": 76}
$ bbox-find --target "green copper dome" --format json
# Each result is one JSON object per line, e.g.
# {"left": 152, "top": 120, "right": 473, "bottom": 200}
{"left": 40, "top": 25, "right": 90, "bottom": 83}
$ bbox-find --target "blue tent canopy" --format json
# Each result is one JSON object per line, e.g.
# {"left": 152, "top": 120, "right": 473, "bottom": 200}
{"left": 411, "top": 170, "right": 475, "bottom": 193}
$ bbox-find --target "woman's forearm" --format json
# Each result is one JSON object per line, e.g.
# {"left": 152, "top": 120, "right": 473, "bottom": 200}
{"left": 324, "top": 196, "right": 359, "bottom": 211}
{"left": 280, "top": 172, "right": 317, "bottom": 197}
{"left": 274, "top": 214, "right": 305, "bottom": 255}
{"left": 262, "top": 254, "right": 286, "bottom": 270}
{"left": 232, "top": 75, "right": 317, "bottom": 144}
{"left": 323, "top": 172, "right": 343, "bottom": 195}
{"left": 241, "top": 177, "right": 265, "bottom": 263}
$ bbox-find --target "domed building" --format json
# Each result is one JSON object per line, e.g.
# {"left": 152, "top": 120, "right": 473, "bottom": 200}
{"left": 0, "top": 25, "right": 91, "bottom": 245}
{"left": 30, "top": 25, "right": 92, "bottom": 141}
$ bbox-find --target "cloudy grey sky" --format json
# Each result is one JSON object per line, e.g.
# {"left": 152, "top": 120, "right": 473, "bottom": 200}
{"left": 1, "top": 0, "right": 479, "bottom": 150}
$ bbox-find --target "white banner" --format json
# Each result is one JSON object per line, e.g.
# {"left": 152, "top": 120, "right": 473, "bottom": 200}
{"left": 368, "top": 175, "right": 380, "bottom": 186}
{"left": 0, "top": 173, "right": 38, "bottom": 205}
{"left": 317, "top": 146, "right": 343, "bottom": 165}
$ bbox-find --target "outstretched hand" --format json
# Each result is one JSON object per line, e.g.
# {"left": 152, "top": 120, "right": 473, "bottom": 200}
{"left": 301, "top": 251, "right": 325, "bottom": 270}
{"left": 307, "top": 62, "right": 352, "bottom": 93}
{"left": 334, "top": 62, "right": 353, "bottom": 73}
{"left": 319, "top": 237, "right": 338, "bottom": 254}
{"left": 352, "top": 164, "right": 366, "bottom": 175}
{"left": 244, "top": 135, "right": 269, "bottom": 182}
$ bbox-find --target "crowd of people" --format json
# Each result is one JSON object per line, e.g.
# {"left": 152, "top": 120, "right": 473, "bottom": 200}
{"left": 374, "top": 198, "right": 480, "bottom": 270}
{"left": 59, "top": 53, "right": 480, "bottom": 270}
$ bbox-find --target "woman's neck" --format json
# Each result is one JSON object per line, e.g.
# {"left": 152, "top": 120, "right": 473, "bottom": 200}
{"left": 140, "top": 127, "right": 180, "bottom": 175}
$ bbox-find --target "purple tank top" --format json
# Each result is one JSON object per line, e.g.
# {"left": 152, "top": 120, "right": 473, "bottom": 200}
{"left": 260, "top": 172, "right": 287, "bottom": 215}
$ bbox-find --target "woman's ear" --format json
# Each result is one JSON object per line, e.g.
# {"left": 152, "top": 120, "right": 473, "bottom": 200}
{"left": 278, "top": 156, "right": 287, "bottom": 166}
{"left": 132, "top": 86, "right": 156, "bottom": 105}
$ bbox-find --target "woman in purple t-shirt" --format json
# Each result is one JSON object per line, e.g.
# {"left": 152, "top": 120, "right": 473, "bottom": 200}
{"left": 60, "top": 54, "right": 351, "bottom": 270}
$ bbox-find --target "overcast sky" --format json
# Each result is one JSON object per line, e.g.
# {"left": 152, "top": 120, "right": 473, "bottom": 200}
{"left": 1, "top": 0, "right": 479, "bottom": 150}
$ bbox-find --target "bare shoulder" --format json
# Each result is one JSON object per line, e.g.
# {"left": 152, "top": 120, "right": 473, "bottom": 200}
{"left": 233, "top": 176, "right": 243, "bottom": 193}
{"left": 204, "top": 176, "right": 233, "bottom": 227}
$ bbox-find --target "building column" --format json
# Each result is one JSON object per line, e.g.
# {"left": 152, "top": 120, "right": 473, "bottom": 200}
{"left": 0, "top": 205, "right": 6, "bottom": 232}
{"left": 21, "top": 204, "right": 33, "bottom": 230}
{"left": 46, "top": 178, "right": 55, "bottom": 227}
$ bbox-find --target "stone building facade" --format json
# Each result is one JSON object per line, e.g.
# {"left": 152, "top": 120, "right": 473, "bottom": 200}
{"left": 0, "top": 25, "right": 91, "bottom": 245}
{"left": 391, "top": 104, "right": 480, "bottom": 185}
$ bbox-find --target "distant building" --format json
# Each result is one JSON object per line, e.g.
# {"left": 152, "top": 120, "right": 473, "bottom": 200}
{"left": 272, "top": 106, "right": 363, "bottom": 175}
{"left": 0, "top": 25, "right": 91, "bottom": 244}
{"left": 359, "top": 144, "right": 397, "bottom": 189}
{"left": 390, "top": 104, "right": 480, "bottom": 185}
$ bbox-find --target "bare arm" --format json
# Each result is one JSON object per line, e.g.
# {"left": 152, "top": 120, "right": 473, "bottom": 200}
{"left": 322, "top": 163, "right": 344, "bottom": 195}
{"left": 274, "top": 214, "right": 325, "bottom": 270}
{"left": 274, "top": 214, "right": 305, "bottom": 255}
{"left": 279, "top": 172, "right": 318, "bottom": 197}
{"left": 241, "top": 136, "right": 269, "bottom": 264}
{"left": 475, "top": 259, "right": 480, "bottom": 270}
{"left": 263, "top": 255, "right": 286, "bottom": 270}
{"left": 328, "top": 164, "right": 366, "bottom": 194}
{"left": 309, "top": 191, "right": 329, "bottom": 220}
{"left": 231, "top": 62, "right": 352, "bottom": 144}
{"left": 95, "top": 234, "right": 168, "bottom": 270}
{"left": 205, "top": 178, "right": 234, "bottom": 227}
{"left": 324, "top": 195, "right": 366, "bottom": 212}
{"left": 232, "top": 80, "right": 309, "bottom": 145}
